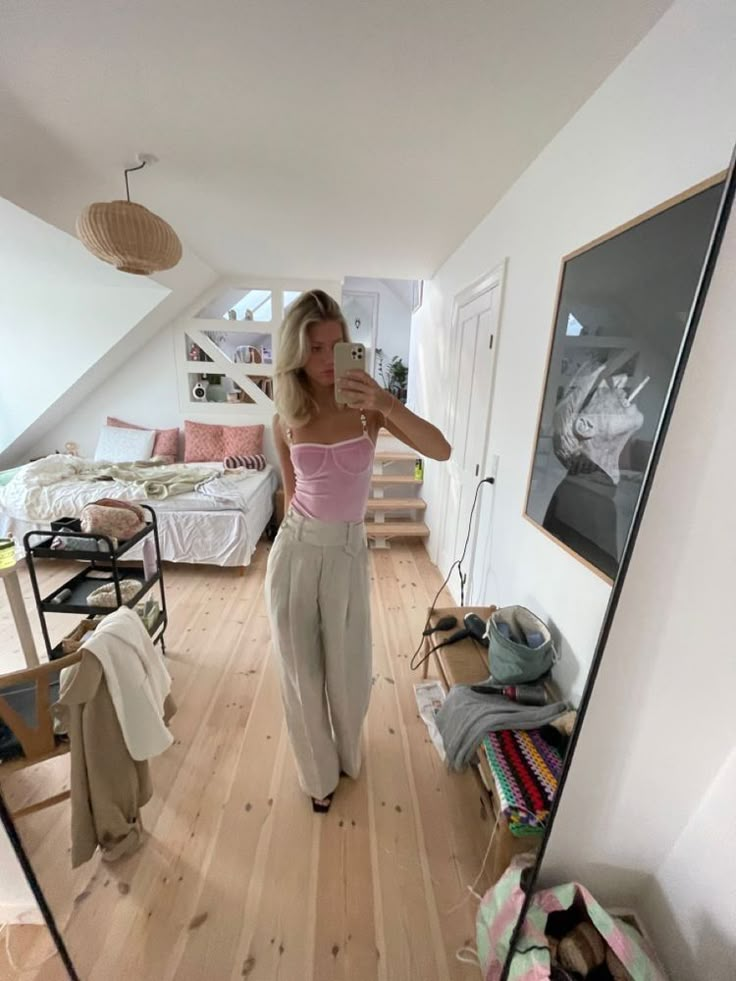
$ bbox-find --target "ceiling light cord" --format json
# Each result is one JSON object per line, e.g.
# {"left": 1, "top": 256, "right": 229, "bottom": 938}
{"left": 123, "top": 160, "right": 147, "bottom": 203}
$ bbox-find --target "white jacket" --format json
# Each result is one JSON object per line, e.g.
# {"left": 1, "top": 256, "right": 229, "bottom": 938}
{"left": 80, "top": 606, "right": 173, "bottom": 761}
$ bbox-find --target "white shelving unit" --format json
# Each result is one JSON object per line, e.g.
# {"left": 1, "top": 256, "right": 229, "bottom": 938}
{"left": 175, "top": 278, "right": 341, "bottom": 415}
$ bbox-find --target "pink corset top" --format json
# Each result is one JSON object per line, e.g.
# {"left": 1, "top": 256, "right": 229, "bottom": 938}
{"left": 288, "top": 414, "right": 375, "bottom": 524}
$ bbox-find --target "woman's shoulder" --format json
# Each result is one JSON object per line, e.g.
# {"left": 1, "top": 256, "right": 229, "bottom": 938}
{"left": 273, "top": 414, "right": 291, "bottom": 446}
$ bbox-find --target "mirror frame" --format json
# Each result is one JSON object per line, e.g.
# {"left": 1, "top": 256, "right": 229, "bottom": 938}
{"left": 0, "top": 788, "right": 80, "bottom": 980}
{"left": 500, "top": 142, "right": 736, "bottom": 981}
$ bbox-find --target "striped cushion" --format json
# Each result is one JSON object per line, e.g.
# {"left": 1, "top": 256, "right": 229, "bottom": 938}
{"left": 224, "top": 454, "right": 266, "bottom": 471}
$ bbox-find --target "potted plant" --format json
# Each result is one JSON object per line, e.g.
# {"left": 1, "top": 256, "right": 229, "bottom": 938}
{"left": 386, "top": 357, "right": 408, "bottom": 403}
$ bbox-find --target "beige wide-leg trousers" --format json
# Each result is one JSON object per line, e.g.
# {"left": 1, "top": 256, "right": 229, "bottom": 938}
{"left": 265, "top": 510, "right": 373, "bottom": 800}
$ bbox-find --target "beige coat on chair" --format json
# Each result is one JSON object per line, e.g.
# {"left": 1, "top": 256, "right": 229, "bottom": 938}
{"left": 55, "top": 654, "right": 176, "bottom": 868}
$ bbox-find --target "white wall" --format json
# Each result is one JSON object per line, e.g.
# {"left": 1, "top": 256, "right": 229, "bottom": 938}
{"left": 412, "top": 0, "right": 736, "bottom": 701}
{"left": 343, "top": 277, "right": 412, "bottom": 382}
{"left": 31, "top": 277, "right": 411, "bottom": 467}
{"left": 539, "top": 199, "right": 736, "bottom": 980}
{"left": 28, "top": 324, "right": 279, "bottom": 465}
{"left": 0, "top": 821, "right": 42, "bottom": 925}
{"left": 643, "top": 750, "right": 736, "bottom": 981}
{"left": 0, "top": 197, "right": 169, "bottom": 454}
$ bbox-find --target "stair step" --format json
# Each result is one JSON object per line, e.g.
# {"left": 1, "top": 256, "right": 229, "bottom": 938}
{"left": 366, "top": 521, "right": 429, "bottom": 540}
{"left": 371, "top": 474, "right": 421, "bottom": 486}
{"left": 366, "top": 498, "right": 427, "bottom": 513}
{"left": 375, "top": 451, "right": 418, "bottom": 463}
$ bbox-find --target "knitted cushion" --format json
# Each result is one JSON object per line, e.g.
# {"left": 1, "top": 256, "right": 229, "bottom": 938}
{"left": 80, "top": 500, "right": 147, "bottom": 541}
{"left": 107, "top": 417, "right": 178, "bottom": 464}
{"left": 223, "top": 454, "right": 266, "bottom": 471}
{"left": 184, "top": 421, "right": 264, "bottom": 463}
{"left": 223, "top": 424, "right": 264, "bottom": 457}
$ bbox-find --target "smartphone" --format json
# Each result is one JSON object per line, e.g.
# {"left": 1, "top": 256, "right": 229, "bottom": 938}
{"left": 334, "top": 342, "right": 366, "bottom": 405}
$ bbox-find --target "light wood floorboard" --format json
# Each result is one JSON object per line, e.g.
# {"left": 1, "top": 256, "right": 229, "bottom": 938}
{"left": 0, "top": 544, "right": 491, "bottom": 980}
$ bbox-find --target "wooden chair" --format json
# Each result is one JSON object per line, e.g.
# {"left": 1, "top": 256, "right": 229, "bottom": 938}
{"left": 0, "top": 652, "right": 81, "bottom": 819}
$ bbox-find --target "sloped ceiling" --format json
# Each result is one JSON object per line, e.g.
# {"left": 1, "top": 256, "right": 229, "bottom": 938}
{"left": 0, "top": 197, "right": 216, "bottom": 464}
{"left": 0, "top": 0, "right": 672, "bottom": 281}
{"left": 0, "top": 0, "right": 672, "bottom": 461}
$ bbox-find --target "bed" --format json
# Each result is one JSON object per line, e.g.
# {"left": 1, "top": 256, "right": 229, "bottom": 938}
{"left": 0, "top": 456, "right": 278, "bottom": 569}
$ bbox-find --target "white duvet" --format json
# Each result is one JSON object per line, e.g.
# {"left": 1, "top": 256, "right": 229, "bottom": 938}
{"left": 0, "top": 454, "right": 274, "bottom": 522}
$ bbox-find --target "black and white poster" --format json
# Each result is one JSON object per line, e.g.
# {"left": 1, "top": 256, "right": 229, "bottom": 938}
{"left": 525, "top": 179, "right": 724, "bottom": 579}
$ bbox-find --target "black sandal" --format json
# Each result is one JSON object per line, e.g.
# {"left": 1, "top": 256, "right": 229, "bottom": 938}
{"left": 311, "top": 793, "right": 334, "bottom": 814}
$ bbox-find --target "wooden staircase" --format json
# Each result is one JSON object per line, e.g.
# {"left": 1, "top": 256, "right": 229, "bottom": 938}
{"left": 366, "top": 430, "right": 428, "bottom": 548}
{"left": 365, "top": 498, "right": 427, "bottom": 514}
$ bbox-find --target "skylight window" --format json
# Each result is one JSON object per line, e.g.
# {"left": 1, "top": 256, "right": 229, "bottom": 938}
{"left": 226, "top": 289, "right": 272, "bottom": 321}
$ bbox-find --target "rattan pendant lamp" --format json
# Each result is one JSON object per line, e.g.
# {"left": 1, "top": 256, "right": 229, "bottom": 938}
{"left": 76, "top": 153, "right": 183, "bottom": 275}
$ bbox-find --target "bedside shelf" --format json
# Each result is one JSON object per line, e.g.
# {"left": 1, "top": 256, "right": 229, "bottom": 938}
{"left": 28, "top": 521, "right": 153, "bottom": 561}
{"left": 41, "top": 567, "right": 160, "bottom": 615}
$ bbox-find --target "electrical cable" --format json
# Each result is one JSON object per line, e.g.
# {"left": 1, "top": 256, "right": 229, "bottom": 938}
{"left": 410, "top": 476, "right": 495, "bottom": 672}
{"left": 445, "top": 810, "right": 502, "bottom": 915}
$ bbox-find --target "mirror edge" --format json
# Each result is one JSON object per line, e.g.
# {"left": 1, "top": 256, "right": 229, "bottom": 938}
{"left": 0, "top": 788, "right": 80, "bottom": 981}
{"left": 499, "top": 139, "right": 736, "bottom": 981}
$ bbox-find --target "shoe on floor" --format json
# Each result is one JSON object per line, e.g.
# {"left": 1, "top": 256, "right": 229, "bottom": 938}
{"left": 311, "top": 793, "right": 334, "bottom": 814}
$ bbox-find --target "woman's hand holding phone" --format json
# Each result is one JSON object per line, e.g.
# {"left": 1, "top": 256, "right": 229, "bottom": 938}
{"left": 336, "top": 368, "right": 396, "bottom": 415}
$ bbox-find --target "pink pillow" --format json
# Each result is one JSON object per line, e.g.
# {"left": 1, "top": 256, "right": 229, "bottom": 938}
{"left": 107, "top": 417, "right": 178, "bottom": 464}
{"left": 184, "top": 421, "right": 264, "bottom": 463}
{"left": 223, "top": 424, "right": 264, "bottom": 457}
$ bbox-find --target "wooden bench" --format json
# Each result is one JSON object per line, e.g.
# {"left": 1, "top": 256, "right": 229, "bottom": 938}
{"left": 421, "top": 605, "right": 543, "bottom": 883}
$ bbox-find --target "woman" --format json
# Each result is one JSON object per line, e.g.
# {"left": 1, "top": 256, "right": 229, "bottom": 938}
{"left": 266, "top": 289, "right": 450, "bottom": 812}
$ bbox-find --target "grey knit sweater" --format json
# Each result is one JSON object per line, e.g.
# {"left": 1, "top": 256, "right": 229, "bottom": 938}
{"left": 436, "top": 685, "right": 569, "bottom": 771}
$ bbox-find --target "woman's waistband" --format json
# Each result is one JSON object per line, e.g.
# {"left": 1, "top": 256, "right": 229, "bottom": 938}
{"left": 279, "top": 508, "right": 367, "bottom": 550}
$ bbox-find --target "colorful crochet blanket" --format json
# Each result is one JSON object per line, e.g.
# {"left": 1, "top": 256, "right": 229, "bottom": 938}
{"left": 482, "top": 728, "right": 562, "bottom": 836}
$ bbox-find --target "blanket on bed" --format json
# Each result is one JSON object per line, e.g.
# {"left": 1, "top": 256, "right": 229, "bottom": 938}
{"left": 0, "top": 455, "right": 235, "bottom": 520}
{"left": 79, "top": 460, "right": 218, "bottom": 499}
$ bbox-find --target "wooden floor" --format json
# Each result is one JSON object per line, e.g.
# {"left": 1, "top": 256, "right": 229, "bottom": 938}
{"left": 0, "top": 543, "right": 492, "bottom": 981}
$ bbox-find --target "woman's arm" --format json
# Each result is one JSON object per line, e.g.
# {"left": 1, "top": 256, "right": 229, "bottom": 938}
{"left": 339, "top": 371, "right": 451, "bottom": 461}
{"left": 381, "top": 402, "right": 451, "bottom": 460}
{"left": 273, "top": 416, "right": 296, "bottom": 512}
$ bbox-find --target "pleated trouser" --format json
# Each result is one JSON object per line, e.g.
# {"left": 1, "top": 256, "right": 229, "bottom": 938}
{"left": 265, "top": 509, "right": 373, "bottom": 800}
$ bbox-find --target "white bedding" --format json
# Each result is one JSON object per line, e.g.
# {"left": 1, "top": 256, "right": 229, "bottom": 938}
{"left": 0, "top": 455, "right": 278, "bottom": 568}
{"left": 0, "top": 455, "right": 270, "bottom": 520}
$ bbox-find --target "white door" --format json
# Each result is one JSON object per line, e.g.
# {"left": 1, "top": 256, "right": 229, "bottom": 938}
{"left": 437, "top": 267, "right": 503, "bottom": 604}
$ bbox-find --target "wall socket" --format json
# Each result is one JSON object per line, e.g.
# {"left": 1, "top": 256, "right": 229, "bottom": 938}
{"left": 488, "top": 453, "right": 500, "bottom": 479}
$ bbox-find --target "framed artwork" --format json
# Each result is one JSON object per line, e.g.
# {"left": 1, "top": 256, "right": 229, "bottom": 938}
{"left": 525, "top": 175, "right": 725, "bottom": 581}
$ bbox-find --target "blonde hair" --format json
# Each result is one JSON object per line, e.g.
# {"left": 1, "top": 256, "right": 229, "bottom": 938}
{"left": 274, "top": 289, "right": 348, "bottom": 428}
